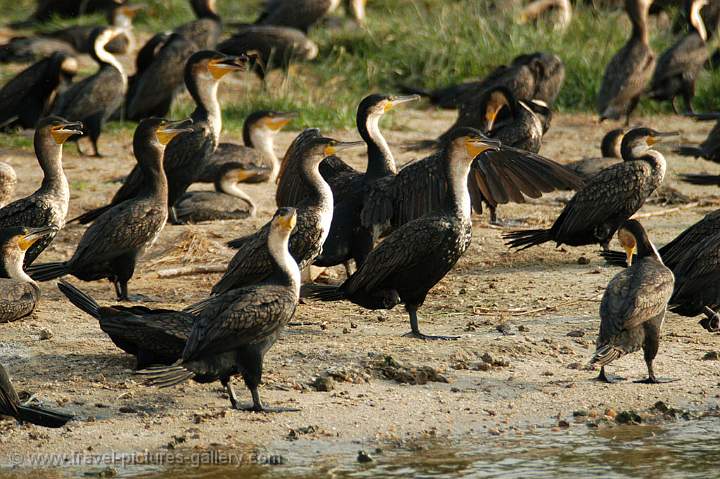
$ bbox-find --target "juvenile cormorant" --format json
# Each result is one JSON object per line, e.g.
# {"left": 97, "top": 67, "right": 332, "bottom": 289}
{"left": 199, "top": 110, "right": 296, "bottom": 184}
{"left": 675, "top": 111, "right": 720, "bottom": 162}
{"left": 58, "top": 280, "right": 192, "bottom": 368}
{"left": 50, "top": 27, "right": 128, "bottom": 157}
{"left": 27, "top": 118, "right": 193, "bottom": 301}
{"left": 0, "top": 52, "right": 78, "bottom": 130}
{"left": 0, "top": 362, "right": 73, "bottom": 428}
{"left": 72, "top": 51, "right": 249, "bottom": 225}
{"left": 175, "top": 163, "right": 258, "bottom": 223}
{"left": 0, "top": 163, "right": 17, "bottom": 208}
{"left": 304, "top": 128, "right": 501, "bottom": 340}
{"left": 597, "top": 0, "right": 655, "bottom": 124}
{"left": 647, "top": 0, "right": 712, "bottom": 113}
{"left": 214, "top": 135, "right": 363, "bottom": 294}
{"left": 590, "top": 220, "right": 675, "bottom": 383}
{"left": 138, "top": 207, "right": 301, "bottom": 412}
{"left": 400, "top": 52, "right": 565, "bottom": 110}
{"left": 505, "top": 128, "right": 675, "bottom": 250}
{"left": 217, "top": 26, "right": 318, "bottom": 80}
{"left": 0, "top": 226, "right": 54, "bottom": 323}
{"left": 0, "top": 117, "right": 81, "bottom": 266}
{"left": 563, "top": 128, "right": 626, "bottom": 179}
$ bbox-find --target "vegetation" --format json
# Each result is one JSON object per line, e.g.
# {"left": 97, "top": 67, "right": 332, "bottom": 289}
{"left": 1, "top": 0, "right": 718, "bottom": 132}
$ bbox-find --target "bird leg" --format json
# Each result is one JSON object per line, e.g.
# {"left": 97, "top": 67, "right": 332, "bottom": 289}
{"left": 595, "top": 366, "right": 625, "bottom": 383}
{"left": 634, "top": 359, "right": 676, "bottom": 384}
{"left": 343, "top": 261, "right": 356, "bottom": 278}
{"left": 402, "top": 308, "right": 459, "bottom": 340}
{"left": 700, "top": 307, "right": 720, "bottom": 332}
{"left": 233, "top": 386, "right": 300, "bottom": 413}
{"left": 168, "top": 206, "right": 185, "bottom": 225}
{"left": 222, "top": 378, "right": 240, "bottom": 410}
{"left": 76, "top": 140, "right": 87, "bottom": 156}
{"left": 115, "top": 280, "right": 150, "bottom": 302}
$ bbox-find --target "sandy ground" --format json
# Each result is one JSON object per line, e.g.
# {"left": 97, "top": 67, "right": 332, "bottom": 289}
{"left": 0, "top": 106, "right": 719, "bottom": 468}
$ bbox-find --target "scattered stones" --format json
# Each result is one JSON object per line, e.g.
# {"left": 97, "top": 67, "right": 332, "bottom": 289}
{"left": 566, "top": 330, "right": 585, "bottom": 338}
{"left": 577, "top": 256, "right": 590, "bottom": 265}
{"left": 324, "top": 366, "right": 371, "bottom": 384}
{"left": 118, "top": 406, "right": 137, "bottom": 414}
{"left": 38, "top": 328, "right": 53, "bottom": 340}
{"left": 615, "top": 411, "right": 642, "bottom": 425}
{"left": 496, "top": 323, "right": 514, "bottom": 335}
{"left": 703, "top": 351, "right": 719, "bottom": 361}
{"left": 310, "top": 375, "right": 335, "bottom": 392}
{"left": 566, "top": 362, "right": 583, "bottom": 370}
{"left": 373, "top": 356, "right": 448, "bottom": 385}
{"left": 573, "top": 410, "right": 588, "bottom": 417}
{"left": 558, "top": 419, "right": 570, "bottom": 428}
{"left": 287, "top": 425, "right": 319, "bottom": 441}
{"left": 357, "top": 450, "right": 374, "bottom": 463}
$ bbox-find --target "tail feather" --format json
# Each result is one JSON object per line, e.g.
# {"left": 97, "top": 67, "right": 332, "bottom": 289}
{"left": 17, "top": 405, "right": 73, "bottom": 428}
{"left": 26, "top": 262, "right": 70, "bottom": 282}
{"left": 67, "top": 204, "right": 112, "bottom": 225}
{"left": 503, "top": 228, "right": 553, "bottom": 251}
{"left": 675, "top": 146, "right": 706, "bottom": 159}
{"left": 136, "top": 364, "right": 195, "bottom": 388}
{"left": 226, "top": 238, "right": 244, "bottom": 248}
{"left": 57, "top": 280, "right": 100, "bottom": 319}
{"left": 678, "top": 173, "right": 720, "bottom": 186}
{"left": 599, "top": 250, "right": 631, "bottom": 268}
{"left": 589, "top": 344, "right": 622, "bottom": 367}
{"left": 300, "top": 283, "right": 346, "bottom": 301}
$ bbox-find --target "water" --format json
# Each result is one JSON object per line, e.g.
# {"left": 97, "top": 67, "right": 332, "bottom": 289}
{"left": 1, "top": 417, "right": 719, "bottom": 479}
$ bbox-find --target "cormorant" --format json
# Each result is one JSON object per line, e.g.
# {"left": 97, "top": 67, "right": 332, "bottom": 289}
{"left": 175, "top": 163, "right": 258, "bottom": 223}
{"left": 400, "top": 52, "right": 565, "bottom": 110}
{"left": 647, "top": 0, "right": 714, "bottom": 113}
{"left": 504, "top": 128, "right": 675, "bottom": 251}
{"left": 215, "top": 134, "right": 363, "bottom": 294}
{"left": 0, "top": 226, "right": 54, "bottom": 323}
{"left": 198, "top": 110, "right": 296, "bottom": 184}
{"left": 30, "top": 0, "right": 126, "bottom": 21}
{"left": 72, "top": 51, "right": 249, "bottom": 225}
{"left": 303, "top": 128, "right": 501, "bottom": 340}
{"left": 255, "top": 0, "right": 341, "bottom": 32}
{"left": 675, "top": 111, "right": 720, "bottom": 162}
{"left": 564, "top": 128, "right": 626, "bottom": 179}
{"left": 0, "top": 362, "right": 73, "bottom": 428}
{"left": 590, "top": 220, "right": 675, "bottom": 383}
{"left": 138, "top": 207, "right": 301, "bottom": 412}
{"left": 518, "top": 0, "right": 572, "bottom": 30}
{"left": 217, "top": 26, "right": 318, "bottom": 80}
{"left": 0, "top": 163, "right": 17, "bottom": 208}
{"left": 58, "top": 280, "right": 192, "bottom": 368}
{"left": 0, "top": 117, "right": 81, "bottom": 266}
{"left": 597, "top": 0, "right": 655, "bottom": 124}
{"left": 50, "top": 27, "right": 128, "bottom": 157}
{"left": 0, "top": 35, "right": 76, "bottom": 64}
{"left": 175, "top": 0, "right": 223, "bottom": 50}
{"left": 27, "top": 118, "right": 193, "bottom": 301}
{"left": 0, "top": 52, "right": 78, "bottom": 130}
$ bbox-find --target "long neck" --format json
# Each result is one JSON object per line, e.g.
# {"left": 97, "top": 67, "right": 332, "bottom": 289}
{"left": 359, "top": 113, "right": 396, "bottom": 179}
{"left": 300, "top": 158, "right": 333, "bottom": 210}
{"left": 137, "top": 141, "right": 168, "bottom": 199}
{"left": 636, "top": 234, "right": 662, "bottom": 262}
{"left": 188, "top": 75, "right": 221, "bottom": 142}
{"left": 443, "top": 152, "right": 472, "bottom": 220}
{"left": 5, "top": 255, "right": 36, "bottom": 286}
{"left": 249, "top": 128, "right": 279, "bottom": 181}
{"left": 267, "top": 231, "right": 301, "bottom": 294}
{"left": 95, "top": 41, "right": 127, "bottom": 88}
{"left": 35, "top": 136, "right": 69, "bottom": 199}
{"left": 215, "top": 174, "right": 257, "bottom": 216}
{"left": 690, "top": 1, "right": 708, "bottom": 41}
{"left": 629, "top": 1, "right": 650, "bottom": 44}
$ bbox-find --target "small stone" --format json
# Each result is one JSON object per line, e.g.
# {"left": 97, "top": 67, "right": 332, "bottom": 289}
{"left": 350, "top": 322, "right": 358, "bottom": 329}
{"left": 488, "top": 428, "right": 501, "bottom": 436}
{"left": 566, "top": 330, "right": 585, "bottom": 338}
{"left": 357, "top": 450, "right": 373, "bottom": 463}
{"left": 518, "top": 325, "right": 530, "bottom": 332}
{"left": 566, "top": 362, "right": 583, "bottom": 370}
{"left": 119, "top": 406, "right": 137, "bottom": 414}
{"left": 573, "top": 410, "right": 588, "bottom": 417}
{"left": 542, "top": 371, "right": 554, "bottom": 376}
{"left": 604, "top": 408, "right": 617, "bottom": 419}
{"left": 577, "top": 256, "right": 590, "bottom": 265}
{"left": 38, "top": 328, "right": 53, "bottom": 340}
{"left": 703, "top": 351, "right": 719, "bottom": 361}
{"left": 496, "top": 323, "right": 514, "bottom": 335}
{"left": 615, "top": 411, "right": 642, "bottom": 425}
{"left": 653, "top": 401, "right": 669, "bottom": 413}
{"left": 310, "top": 376, "right": 334, "bottom": 392}
{"left": 342, "top": 327, "right": 350, "bottom": 334}
{"left": 558, "top": 419, "right": 570, "bottom": 428}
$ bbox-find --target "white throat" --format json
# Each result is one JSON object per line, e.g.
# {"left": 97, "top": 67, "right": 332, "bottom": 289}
{"left": 449, "top": 156, "right": 472, "bottom": 220}
{"left": 267, "top": 229, "right": 301, "bottom": 296}
{"left": 201, "top": 79, "right": 222, "bottom": 142}
{"left": 6, "top": 255, "right": 35, "bottom": 285}
{"left": 691, "top": 1, "right": 708, "bottom": 41}
{"left": 367, "top": 112, "right": 395, "bottom": 173}
{"left": 250, "top": 127, "right": 279, "bottom": 180}
{"left": 219, "top": 175, "right": 257, "bottom": 216}
{"left": 40, "top": 145, "right": 70, "bottom": 227}
{"left": 95, "top": 38, "right": 127, "bottom": 88}
{"left": 308, "top": 159, "right": 334, "bottom": 244}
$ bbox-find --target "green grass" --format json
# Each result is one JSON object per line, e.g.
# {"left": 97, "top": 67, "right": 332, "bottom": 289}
{"left": 1, "top": 0, "right": 718, "bottom": 132}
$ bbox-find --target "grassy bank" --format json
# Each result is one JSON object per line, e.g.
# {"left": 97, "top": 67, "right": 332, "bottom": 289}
{"left": 1, "top": 0, "right": 719, "bottom": 131}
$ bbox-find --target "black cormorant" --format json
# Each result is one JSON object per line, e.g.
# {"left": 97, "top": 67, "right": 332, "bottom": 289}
{"left": 597, "top": 0, "right": 655, "bottom": 124}
{"left": 255, "top": 0, "right": 340, "bottom": 32}
{"left": 138, "top": 207, "right": 302, "bottom": 412}
{"left": 27, "top": 118, "right": 193, "bottom": 300}
{"left": 72, "top": 51, "right": 249, "bottom": 225}
{"left": 304, "top": 128, "right": 501, "bottom": 340}
{"left": 675, "top": 111, "right": 720, "bottom": 162}
{"left": 0, "top": 52, "right": 78, "bottom": 130}
{"left": 505, "top": 127, "right": 675, "bottom": 250}
{"left": 0, "top": 117, "right": 81, "bottom": 266}
{"left": 175, "top": 0, "right": 222, "bottom": 50}
{"left": 590, "top": 220, "right": 675, "bottom": 383}
{"left": 50, "top": 27, "right": 128, "bottom": 157}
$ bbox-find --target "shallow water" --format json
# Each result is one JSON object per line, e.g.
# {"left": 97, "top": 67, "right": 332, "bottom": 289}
{"left": 2, "top": 416, "right": 719, "bottom": 479}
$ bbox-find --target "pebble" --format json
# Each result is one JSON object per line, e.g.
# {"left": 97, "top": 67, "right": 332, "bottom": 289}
{"left": 703, "top": 351, "right": 719, "bottom": 361}
{"left": 577, "top": 256, "right": 590, "bottom": 265}
{"left": 566, "top": 330, "right": 585, "bottom": 338}
{"left": 357, "top": 450, "right": 374, "bottom": 463}
{"left": 310, "top": 376, "right": 335, "bottom": 392}
{"left": 496, "top": 323, "right": 514, "bottom": 335}
{"left": 38, "top": 328, "right": 53, "bottom": 340}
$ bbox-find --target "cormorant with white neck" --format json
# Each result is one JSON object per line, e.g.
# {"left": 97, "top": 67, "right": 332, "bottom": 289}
{"left": 597, "top": 0, "right": 655, "bottom": 124}
{"left": 27, "top": 118, "right": 193, "bottom": 301}
{"left": 647, "top": 0, "right": 714, "bottom": 113}
{"left": 304, "top": 128, "right": 501, "bottom": 340}
{"left": 505, "top": 128, "right": 676, "bottom": 251}
{"left": 0, "top": 117, "right": 81, "bottom": 266}
{"left": 138, "top": 208, "right": 302, "bottom": 412}
{"left": 590, "top": 220, "right": 675, "bottom": 383}
{"left": 71, "top": 51, "right": 249, "bottom": 225}
{"left": 215, "top": 134, "right": 363, "bottom": 294}
{"left": 51, "top": 26, "right": 127, "bottom": 157}
{"left": 0, "top": 226, "right": 54, "bottom": 323}
{"left": 198, "top": 110, "right": 296, "bottom": 185}
{"left": 276, "top": 94, "right": 419, "bottom": 269}
{"left": 175, "top": 163, "right": 259, "bottom": 223}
